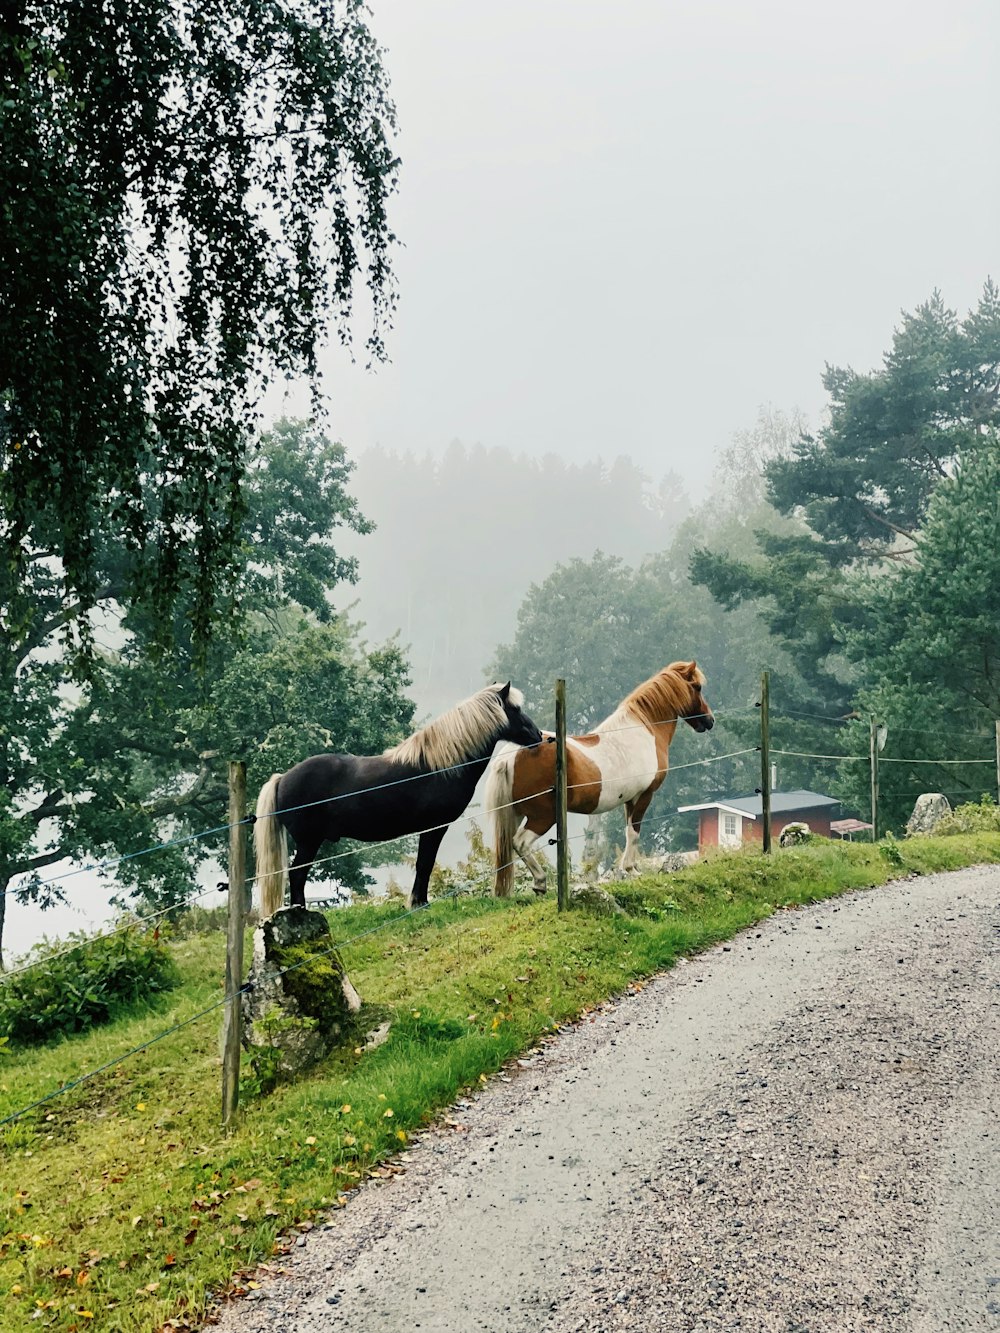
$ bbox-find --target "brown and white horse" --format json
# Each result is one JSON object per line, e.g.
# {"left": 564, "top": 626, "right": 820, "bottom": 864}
{"left": 486, "top": 661, "right": 714, "bottom": 895}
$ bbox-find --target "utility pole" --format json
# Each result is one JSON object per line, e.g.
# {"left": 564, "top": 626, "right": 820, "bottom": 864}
{"left": 554, "top": 679, "right": 570, "bottom": 911}
{"left": 222, "top": 761, "right": 247, "bottom": 1128}
{"left": 869, "top": 716, "right": 880, "bottom": 842}
{"left": 759, "top": 670, "right": 772, "bottom": 854}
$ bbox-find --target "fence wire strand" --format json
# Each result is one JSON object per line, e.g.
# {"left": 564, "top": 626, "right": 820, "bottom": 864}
{"left": 6, "top": 703, "right": 752, "bottom": 900}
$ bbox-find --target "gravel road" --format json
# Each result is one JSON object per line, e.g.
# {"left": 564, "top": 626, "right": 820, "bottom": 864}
{"left": 207, "top": 865, "right": 1000, "bottom": 1333}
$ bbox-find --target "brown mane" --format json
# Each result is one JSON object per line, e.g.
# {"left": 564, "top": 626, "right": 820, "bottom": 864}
{"left": 622, "top": 660, "right": 705, "bottom": 729}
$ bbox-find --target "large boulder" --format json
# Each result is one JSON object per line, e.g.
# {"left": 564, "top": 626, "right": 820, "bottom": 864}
{"left": 779, "top": 822, "right": 812, "bottom": 847}
{"left": 570, "top": 883, "right": 626, "bottom": 916}
{"left": 656, "top": 850, "right": 700, "bottom": 873}
{"left": 906, "top": 793, "right": 952, "bottom": 836}
{"left": 242, "top": 906, "right": 363, "bottom": 1086}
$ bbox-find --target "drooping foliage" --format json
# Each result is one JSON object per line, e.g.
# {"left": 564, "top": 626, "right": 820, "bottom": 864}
{"left": 1, "top": 0, "right": 398, "bottom": 649}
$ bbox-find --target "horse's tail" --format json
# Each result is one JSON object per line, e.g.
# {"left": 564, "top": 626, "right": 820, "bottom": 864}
{"left": 254, "top": 774, "right": 288, "bottom": 919}
{"left": 486, "top": 746, "right": 520, "bottom": 898}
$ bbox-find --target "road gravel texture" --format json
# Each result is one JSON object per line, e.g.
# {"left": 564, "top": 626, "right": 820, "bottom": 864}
{"left": 208, "top": 865, "right": 1000, "bottom": 1333}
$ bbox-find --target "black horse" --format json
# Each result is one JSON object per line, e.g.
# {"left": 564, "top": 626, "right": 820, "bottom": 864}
{"left": 254, "top": 682, "right": 543, "bottom": 911}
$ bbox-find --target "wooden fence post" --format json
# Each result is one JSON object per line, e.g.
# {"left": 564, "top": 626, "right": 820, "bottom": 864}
{"left": 995, "top": 721, "right": 1000, "bottom": 807}
{"left": 869, "top": 716, "right": 880, "bottom": 842}
{"left": 759, "top": 670, "right": 772, "bottom": 854}
{"left": 221, "top": 761, "right": 247, "bottom": 1129}
{"left": 554, "top": 679, "right": 570, "bottom": 911}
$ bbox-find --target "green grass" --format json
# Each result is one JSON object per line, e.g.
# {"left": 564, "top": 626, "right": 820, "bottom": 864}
{"left": 2, "top": 833, "right": 999, "bottom": 1332}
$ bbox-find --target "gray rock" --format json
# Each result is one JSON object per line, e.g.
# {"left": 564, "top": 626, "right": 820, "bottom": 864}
{"left": 906, "top": 793, "right": 952, "bottom": 836}
{"left": 242, "top": 906, "right": 362, "bottom": 1083}
{"left": 570, "top": 883, "right": 626, "bottom": 916}
{"left": 779, "top": 822, "right": 812, "bottom": 847}
{"left": 656, "top": 850, "right": 700, "bottom": 873}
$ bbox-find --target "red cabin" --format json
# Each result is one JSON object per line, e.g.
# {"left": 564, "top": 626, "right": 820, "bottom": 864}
{"left": 677, "top": 789, "right": 842, "bottom": 852}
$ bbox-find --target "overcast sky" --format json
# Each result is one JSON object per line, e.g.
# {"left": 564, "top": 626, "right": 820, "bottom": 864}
{"left": 269, "top": 0, "right": 1000, "bottom": 491}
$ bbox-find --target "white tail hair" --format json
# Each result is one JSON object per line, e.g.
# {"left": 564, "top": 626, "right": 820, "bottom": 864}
{"left": 485, "top": 746, "right": 519, "bottom": 898}
{"left": 254, "top": 774, "right": 288, "bottom": 919}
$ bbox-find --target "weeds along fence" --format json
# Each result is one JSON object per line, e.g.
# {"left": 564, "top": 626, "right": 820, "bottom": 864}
{"left": 3, "top": 672, "right": 999, "bottom": 1133}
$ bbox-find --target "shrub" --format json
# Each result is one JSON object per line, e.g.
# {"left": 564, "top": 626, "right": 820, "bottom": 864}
{"left": 935, "top": 795, "right": 1000, "bottom": 836}
{"left": 0, "top": 925, "right": 180, "bottom": 1046}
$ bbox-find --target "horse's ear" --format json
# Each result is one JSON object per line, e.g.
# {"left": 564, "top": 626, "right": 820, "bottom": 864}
{"left": 497, "top": 681, "right": 511, "bottom": 701}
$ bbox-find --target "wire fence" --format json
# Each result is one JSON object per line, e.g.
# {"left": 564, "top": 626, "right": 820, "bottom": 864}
{"left": 4, "top": 703, "right": 755, "bottom": 902}
{"left": 3, "top": 677, "right": 998, "bottom": 1131}
{"left": 0, "top": 715, "right": 753, "bottom": 1126}
{"left": 0, "top": 813, "right": 597, "bottom": 1130}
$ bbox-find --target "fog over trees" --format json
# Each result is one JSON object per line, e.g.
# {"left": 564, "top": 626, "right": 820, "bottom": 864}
{"left": 338, "top": 442, "right": 691, "bottom": 715}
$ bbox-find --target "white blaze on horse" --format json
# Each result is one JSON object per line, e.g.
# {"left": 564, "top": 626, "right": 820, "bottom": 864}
{"left": 485, "top": 661, "right": 714, "bottom": 895}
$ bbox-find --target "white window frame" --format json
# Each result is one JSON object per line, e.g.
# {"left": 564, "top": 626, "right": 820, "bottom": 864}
{"left": 719, "top": 810, "right": 741, "bottom": 847}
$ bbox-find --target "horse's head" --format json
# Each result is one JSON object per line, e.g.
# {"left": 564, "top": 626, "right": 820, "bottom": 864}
{"left": 493, "top": 682, "right": 544, "bottom": 748}
{"left": 669, "top": 660, "right": 715, "bottom": 732}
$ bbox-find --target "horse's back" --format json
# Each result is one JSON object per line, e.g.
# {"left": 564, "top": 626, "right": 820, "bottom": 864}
{"left": 276, "top": 752, "right": 359, "bottom": 840}
{"left": 275, "top": 750, "right": 467, "bottom": 844}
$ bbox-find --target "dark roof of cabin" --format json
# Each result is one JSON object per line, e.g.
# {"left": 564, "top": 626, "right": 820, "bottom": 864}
{"left": 678, "top": 789, "right": 840, "bottom": 818}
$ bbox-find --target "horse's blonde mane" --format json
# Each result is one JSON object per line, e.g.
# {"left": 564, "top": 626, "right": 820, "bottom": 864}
{"left": 622, "top": 661, "right": 705, "bottom": 729}
{"left": 384, "top": 684, "right": 523, "bottom": 770}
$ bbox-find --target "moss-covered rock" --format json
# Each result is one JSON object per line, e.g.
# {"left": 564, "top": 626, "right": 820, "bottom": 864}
{"left": 242, "top": 907, "right": 363, "bottom": 1086}
{"left": 570, "top": 883, "right": 625, "bottom": 916}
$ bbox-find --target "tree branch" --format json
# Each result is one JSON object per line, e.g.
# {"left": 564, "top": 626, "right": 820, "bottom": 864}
{"left": 18, "top": 580, "right": 122, "bottom": 664}
{"left": 9, "top": 849, "right": 65, "bottom": 878}
{"left": 140, "top": 759, "right": 223, "bottom": 819}
{"left": 23, "top": 789, "right": 67, "bottom": 826}
{"left": 859, "top": 504, "right": 919, "bottom": 544}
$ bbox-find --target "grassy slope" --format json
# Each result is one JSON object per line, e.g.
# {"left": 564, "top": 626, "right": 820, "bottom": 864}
{"left": 2, "top": 834, "right": 999, "bottom": 1332}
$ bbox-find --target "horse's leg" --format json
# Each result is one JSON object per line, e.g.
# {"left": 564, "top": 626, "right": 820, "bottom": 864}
{"left": 621, "top": 790, "right": 655, "bottom": 872}
{"left": 288, "top": 839, "right": 322, "bottom": 909}
{"left": 514, "top": 820, "right": 550, "bottom": 896}
{"left": 410, "top": 825, "right": 448, "bottom": 909}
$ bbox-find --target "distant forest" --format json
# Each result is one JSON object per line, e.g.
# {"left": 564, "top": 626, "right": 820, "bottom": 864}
{"left": 340, "top": 442, "right": 691, "bottom": 715}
